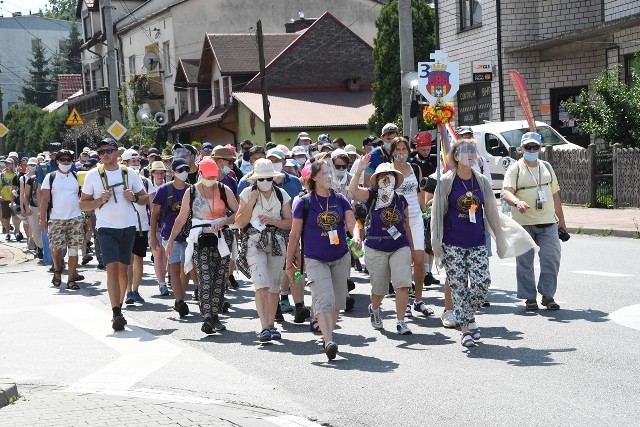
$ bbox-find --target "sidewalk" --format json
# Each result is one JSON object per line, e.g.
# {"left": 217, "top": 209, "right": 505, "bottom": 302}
{"left": 563, "top": 205, "right": 640, "bottom": 238}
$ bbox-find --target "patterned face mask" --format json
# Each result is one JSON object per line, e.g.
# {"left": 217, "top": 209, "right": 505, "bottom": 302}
{"left": 376, "top": 174, "right": 396, "bottom": 209}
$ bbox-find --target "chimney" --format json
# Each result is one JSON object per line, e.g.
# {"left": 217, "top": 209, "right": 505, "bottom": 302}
{"left": 285, "top": 17, "right": 315, "bottom": 33}
{"left": 346, "top": 78, "right": 360, "bottom": 92}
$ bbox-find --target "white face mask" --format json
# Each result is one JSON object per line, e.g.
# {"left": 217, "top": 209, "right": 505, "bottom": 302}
{"left": 256, "top": 180, "right": 273, "bottom": 191}
{"left": 272, "top": 162, "right": 283, "bottom": 172}
{"left": 174, "top": 171, "right": 189, "bottom": 182}
{"left": 200, "top": 178, "right": 216, "bottom": 187}
{"left": 334, "top": 170, "right": 346, "bottom": 180}
{"left": 28, "top": 166, "right": 37, "bottom": 172}
{"left": 58, "top": 163, "right": 72, "bottom": 172}
{"left": 130, "top": 165, "right": 140, "bottom": 171}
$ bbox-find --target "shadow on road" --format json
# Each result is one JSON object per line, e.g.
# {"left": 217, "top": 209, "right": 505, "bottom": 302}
{"left": 464, "top": 343, "right": 576, "bottom": 366}
{"left": 311, "top": 351, "right": 400, "bottom": 371}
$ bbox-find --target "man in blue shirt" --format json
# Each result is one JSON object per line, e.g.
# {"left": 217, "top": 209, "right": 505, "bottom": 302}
{"left": 236, "top": 146, "right": 266, "bottom": 195}
{"left": 266, "top": 148, "right": 303, "bottom": 199}
{"left": 364, "top": 123, "right": 398, "bottom": 183}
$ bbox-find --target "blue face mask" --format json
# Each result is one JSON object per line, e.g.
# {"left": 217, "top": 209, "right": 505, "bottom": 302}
{"left": 222, "top": 165, "right": 231, "bottom": 175}
{"left": 523, "top": 152, "right": 539, "bottom": 161}
{"left": 383, "top": 142, "right": 391, "bottom": 151}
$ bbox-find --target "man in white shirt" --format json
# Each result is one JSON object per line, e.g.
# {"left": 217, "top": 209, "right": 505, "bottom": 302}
{"left": 39, "top": 149, "right": 84, "bottom": 290}
{"left": 79, "top": 138, "right": 149, "bottom": 331}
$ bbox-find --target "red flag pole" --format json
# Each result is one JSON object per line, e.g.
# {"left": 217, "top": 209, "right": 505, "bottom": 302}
{"left": 508, "top": 69, "right": 537, "bottom": 132}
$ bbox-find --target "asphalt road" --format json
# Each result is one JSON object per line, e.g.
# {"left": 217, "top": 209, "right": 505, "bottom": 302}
{"left": 2, "top": 234, "right": 639, "bottom": 426}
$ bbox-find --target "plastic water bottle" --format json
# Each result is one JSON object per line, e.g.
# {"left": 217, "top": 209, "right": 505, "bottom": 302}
{"left": 294, "top": 271, "right": 304, "bottom": 282}
{"left": 346, "top": 237, "right": 364, "bottom": 258}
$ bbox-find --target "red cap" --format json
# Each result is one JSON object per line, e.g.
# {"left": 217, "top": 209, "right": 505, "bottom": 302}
{"left": 198, "top": 158, "right": 219, "bottom": 177}
{"left": 415, "top": 132, "right": 432, "bottom": 148}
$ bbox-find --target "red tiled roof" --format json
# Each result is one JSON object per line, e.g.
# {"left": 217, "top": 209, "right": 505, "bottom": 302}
{"left": 169, "top": 104, "right": 233, "bottom": 132}
{"left": 57, "top": 74, "right": 83, "bottom": 101}
{"left": 206, "top": 33, "right": 300, "bottom": 74}
{"left": 233, "top": 91, "right": 373, "bottom": 129}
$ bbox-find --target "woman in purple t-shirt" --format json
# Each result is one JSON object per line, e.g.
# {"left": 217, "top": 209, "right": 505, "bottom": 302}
{"left": 285, "top": 155, "right": 357, "bottom": 361}
{"left": 349, "top": 157, "right": 415, "bottom": 336}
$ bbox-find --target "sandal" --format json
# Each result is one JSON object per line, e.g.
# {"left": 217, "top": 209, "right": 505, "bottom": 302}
{"left": 51, "top": 270, "right": 62, "bottom": 287}
{"left": 66, "top": 281, "right": 80, "bottom": 290}
{"left": 461, "top": 332, "right": 475, "bottom": 347}
{"left": 310, "top": 319, "right": 321, "bottom": 333}
{"left": 71, "top": 273, "right": 85, "bottom": 282}
{"left": 470, "top": 327, "right": 481, "bottom": 341}
{"left": 541, "top": 296, "right": 560, "bottom": 310}
{"left": 525, "top": 299, "right": 539, "bottom": 311}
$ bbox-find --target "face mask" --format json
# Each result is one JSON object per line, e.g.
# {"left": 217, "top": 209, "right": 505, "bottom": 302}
{"left": 130, "top": 165, "right": 140, "bottom": 171}
{"left": 523, "top": 152, "right": 539, "bottom": 162}
{"left": 335, "top": 170, "right": 346, "bottom": 180}
{"left": 28, "top": 166, "right": 37, "bottom": 172}
{"left": 257, "top": 180, "right": 273, "bottom": 191}
{"left": 302, "top": 145, "right": 310, "bottom": 153}
{"left": 394, "top": 154, "right": 408, "bottom": 163}
{"left": 383, "top": 142, "right": 391, "bottom": 151}
{"left": 175, "top": 171, "right": 189, "bottom": 182}
{"left": 200, "top": 178, "right": 216, "bottom": 187}
{"left": 58, "top": 163, "right": 72, "bottom": 172}
{"left": 272, "top": 162, "right": 283, "bottom": 172}
{"left": 376, "top": 174, "right": 396, "bottom": 208}
{"left": 222, "top": 165, "right": 231, "bottom": 175}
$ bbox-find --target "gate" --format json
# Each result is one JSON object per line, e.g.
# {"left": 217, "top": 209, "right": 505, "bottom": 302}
{"left": 594, "top": 149, "right": 614, "bottom": 208}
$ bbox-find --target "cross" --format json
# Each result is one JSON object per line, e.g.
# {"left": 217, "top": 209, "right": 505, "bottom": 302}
{"left": 430, "top": 50, "right": 447, "bottom": 62}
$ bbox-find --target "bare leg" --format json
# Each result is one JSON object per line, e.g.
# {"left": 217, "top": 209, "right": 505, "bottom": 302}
{"left": 412, "top": 250, "right": 426, "bottom": 301}
{"left": 394, "top": 287, "right": 409, "bottom": 321}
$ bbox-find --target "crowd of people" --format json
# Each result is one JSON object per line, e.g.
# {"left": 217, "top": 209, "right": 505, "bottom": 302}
{"left": 0, "top": 124, "right": 567, "bottom": 359}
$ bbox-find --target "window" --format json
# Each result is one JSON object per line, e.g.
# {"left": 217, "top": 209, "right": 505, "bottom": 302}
{"left": 223, "top": 77, "right": 231, "bottom": 105}
{"left": 213, "top": 80, "right": 221, "bottom": 107}
{"left": 625, "top": 53, "right": 640, "bottom": 86}
{"left": 162, "top": 41, "right": 171, "bottom": 75}
{"left": 31, "top": 38, "right": 41, "bottom": 51}
{"left": 460, "top": 0, "right": 482, "bottom": 30}
{"left": 128, "top": 55, "right": 136, "bottom": 78}
{"left": 83, "top": 15, "right": 92, "bottom": 40}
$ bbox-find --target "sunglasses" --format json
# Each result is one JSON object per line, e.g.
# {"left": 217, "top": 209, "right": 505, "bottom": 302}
{"left": 57, "top": 158, "right": 73, "bottom": 163}
{"left": 241, "top": 146, "right": 252, "bottom": 151}
{"left": 257, "top": 177, "right": 273, "bottom": 182}
{"left": 202, "top": 147, "right": 213, "bottom": 152}
{"left": 97, "top": 148, "right": 117, "bottom": 155}
{"left": 334, "top": 164, "right": 348, "bottom": 170}
{"left": 522, "top": 144, "right": 540, "bottom": 151}
{"left": 175, "top": 166, "right": 189, "bottom": 173}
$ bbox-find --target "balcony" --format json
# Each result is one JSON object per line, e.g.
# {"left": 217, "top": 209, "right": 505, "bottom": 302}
{"left": 67, "top": 88, "right": 111, "bottom": 116}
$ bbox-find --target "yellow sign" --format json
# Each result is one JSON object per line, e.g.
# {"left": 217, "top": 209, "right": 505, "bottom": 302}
{"left": 107, "top": 120, "right": 127, "bottom": 141}
{"left": 0, "top": 123, "right": 9, "bottom": 138}
{"left": 65, "top": 108, "right": 85, "bottom": 126}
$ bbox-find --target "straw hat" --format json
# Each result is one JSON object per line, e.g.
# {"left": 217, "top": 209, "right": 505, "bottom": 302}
{"left": 370, "top": 162, "right": 404, "bottom": 190}
{"left": 150, "top": 160, "right": 167, "bottom": 171}
{"left": 247, "top": 158, "right": 285, "bottom": 182}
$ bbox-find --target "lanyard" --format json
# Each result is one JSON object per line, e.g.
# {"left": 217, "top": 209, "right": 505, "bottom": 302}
{"left": 526, "top": 164, "right": 541, "bottom": 189}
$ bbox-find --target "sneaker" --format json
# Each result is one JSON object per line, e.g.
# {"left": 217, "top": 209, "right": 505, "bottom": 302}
{"left": 125, "top": 292, "right": 135, "bottom": 305}
{"left": 159, "top": 284, "right": 170, "bottom": 296}
{"left": 175, "top": 300, "right": 189, "bottom": 317}
{"left": 132, "top": 291, "right": 145, "bottom": 303}
{"left": 275, "top": 303, "right": 285, "bottom": 322}
{"left": 228, "top": 275, "right": 239, "bottom": 289}
{"left": 280, "top": 299, "right": 294, "bottom": 313}
{"left": 222, "top": 300, "right": 230, "bottom": 313}
{"left": 324, "top": 341, "right": 338, "bottom": 360}
{"left": 441, "top": 310, "right": 457, "bottom": 329}
{"left": 423, "top": 272, "right": 440, "bottom": 286}
{"left": 201, "top": 318, "right": 215, "bottom": 335}
{"left": 269, "top": 327, "right": 282, "bottom": 340}
{"left": 81, "top": 255, "right": 93, "bottom": 265}
{"left": 112, "top": 314, "right": 127, "bottom": 331}
{"left": 211, "top": 315, "right": 226, "bottom": 331}
{"left": 363, "top": 267, "right": 369, "bottom": 275}
{"left": 259, "top": 328, "right": 272, "bottom": 343}
{"left": 396, "top": 320, "right": 412, "bottom": 335}
{"left": 369, "top": 304, "right": 383, "bottom": 329}
{"left": 294, "top": 305, "right": 310, "bottom": 323}
{"left": 5, "top": 234, "right": 11, "bottom": 241}
{"left": 345, "top": 296, "right": 355, "bottom": 311}
{"left": 193, "top": 287, "right": 199, "bottom": 301}
{"left": 310, "top": 318, "right": 320, "bottom": 333}
{"left": 97, "top": 263, "right": 105, "bottom": 270}
{"left": 15, "top": 232, "right": 24, "bottom": 242}
{"left": 414, "top": 301, "right": 435, "bottom": 317}
{"left": 405, "top": 304, "right": 413, "bottom": 318}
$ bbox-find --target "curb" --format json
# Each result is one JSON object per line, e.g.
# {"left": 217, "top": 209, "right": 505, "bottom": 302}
{"left": 0, "top": 378, "right": 19, "bottom": 408}
{"left": 566, "top": 227, "right": 638, "bottom": 239}
{"left": 0, "top": 243, "right": 34, "bottom": 268}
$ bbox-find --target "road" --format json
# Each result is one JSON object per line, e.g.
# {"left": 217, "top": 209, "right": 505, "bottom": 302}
{"left": 1, "top": 234, "right": 639, "bottom": 426}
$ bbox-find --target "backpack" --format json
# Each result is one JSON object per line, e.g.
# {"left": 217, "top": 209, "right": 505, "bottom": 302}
{"left": 97, "top": 163, "right": 129, "bottom": 192}
{"left": 242, "top": 185, "right": 285, "bottom": 232}
{"left": 514, "top": 160, "right": 554, "bottom": 192}
{"left": 46, "top": 171, "right": 79, "bottom": 221}
{"left": 179, "top": 181, "right": 233, "bottom": 238}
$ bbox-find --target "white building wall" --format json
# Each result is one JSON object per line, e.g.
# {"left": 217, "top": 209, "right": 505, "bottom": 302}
{"left": 604, "top": 0, "right": 640, "bottom": 21}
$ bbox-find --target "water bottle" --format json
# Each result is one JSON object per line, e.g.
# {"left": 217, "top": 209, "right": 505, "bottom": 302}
{"left": 346, "top": 237, "right": 364, "bottom": 258}
{"left": 294, "top": 271, "right": 304, "bottom": 282}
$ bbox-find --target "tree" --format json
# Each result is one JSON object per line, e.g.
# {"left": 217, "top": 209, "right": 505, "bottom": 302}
{"left": 562, "top": 66, "right": 640, "bottom": 148}
{"left": 21, "top": 41, "right": 55, "bottom": 108}
{"left": 4, "top": 104, "right": 46, "bottom": 153}
{"left": 44, "top": 0, "right": 77, "bottom": 21}
{"left": 62, "top": 122, "right": 103, "bottom": 152}
{"left": 64, "top": 23, "right": 83, "bottom": 75}
{"left": 368, "top": 0, "right": 436, "bottom": 134}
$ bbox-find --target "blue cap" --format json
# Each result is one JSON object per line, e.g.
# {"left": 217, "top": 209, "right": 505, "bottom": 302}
{"left": 521, "top": 132, "right": 542, "bottom": 146}
{"left": 83, "top": 158, "right": 98, "bottom": 167}
{"left": 171, "top": 157, "right": 188, "bottom": 171}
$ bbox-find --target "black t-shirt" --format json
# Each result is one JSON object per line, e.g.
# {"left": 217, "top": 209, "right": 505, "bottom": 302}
{"left": 187, "top": 171, "right": 198, "bottom": 185}
{"left": 410, "top": 152, "right": 437, "bottom": 181}
{"left": 26, "top": 176, "right": 39, "bottom": 207}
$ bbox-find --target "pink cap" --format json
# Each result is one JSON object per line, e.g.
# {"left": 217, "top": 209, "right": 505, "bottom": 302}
{"left": 198, "top": 158, "right": 219, "bottom": 177}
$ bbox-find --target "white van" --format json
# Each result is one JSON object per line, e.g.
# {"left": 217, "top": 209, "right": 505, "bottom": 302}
{"left": 470, "top": 120, "right": 584, "bottom": 189}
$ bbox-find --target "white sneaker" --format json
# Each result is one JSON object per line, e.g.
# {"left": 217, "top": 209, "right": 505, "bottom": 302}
{"left": 369, "top": 304, "right": 383, "bottom": 329}
{"left": 441, "top": 310, "right": 457, "bottom": 328}
{"left": 396, "top": 320, "right": 412, "bottom": 335}
{"left": 405, "top": 304, "right": 413, "bottom": 318}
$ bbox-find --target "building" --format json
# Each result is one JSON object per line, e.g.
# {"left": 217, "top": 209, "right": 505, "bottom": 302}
{"left": 436, "top": 0, "right": 640, "bottom": 147}
{"left": 0, "top": 13, "right": 72, "bottom": 118}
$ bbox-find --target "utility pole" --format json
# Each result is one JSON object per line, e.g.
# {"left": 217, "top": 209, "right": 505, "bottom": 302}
{"left": 256, "top": 20, "right": 271, "bottom": 142}
{"left": 103, "top": 0, "right": 121, "bottom": 122}
{"left": 398, "top": 0, "right": 417, "bottom": 137}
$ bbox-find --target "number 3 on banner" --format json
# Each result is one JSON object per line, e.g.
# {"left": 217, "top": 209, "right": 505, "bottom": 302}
{"left": 419, "top": 63, "right": 430, "bottom": 78}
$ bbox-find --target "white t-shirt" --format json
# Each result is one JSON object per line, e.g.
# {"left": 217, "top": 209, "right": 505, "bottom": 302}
{"left": 349, "top": 158, "right": 365, "bottom": 185}
{"left": 41, "top": 171, "right": 82, "bottom": 220}
{"left": 132, "top": 176, "right": 154, "bottom": 231}
{"left": 82, "top": 166, "right": 144, "bottom": 229}
{"left": 239, "top": 185, "right": 290, "bottom": 224}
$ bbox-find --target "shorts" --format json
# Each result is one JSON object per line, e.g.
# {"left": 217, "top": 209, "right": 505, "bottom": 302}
{"left": 1, "top": 201, "right": 13, "bottom": 219}
{"left": 163, "top": 239, "right": 187, "bottom": 265}
{"left": 97, "top": 226, "right": 136, "bottom": 265}
{"left": 48, "top": 216, "right": 84, "bottom": 251}
{"left": 409, "top": 213, "right": 425, "bottom": 252}
{"left": 132, "top": 231, "right": 149, "bottom": 257}
{"left": 365, "top": 245, "right": 412, "bottom": 296}
{"left": 305, "top": 252, "right": 350, "bottom": 314}
{"left": 246, "top": 233, "right": 285, "bottom": 292}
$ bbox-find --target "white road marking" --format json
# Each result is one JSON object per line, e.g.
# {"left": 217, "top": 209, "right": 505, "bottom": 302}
{"left": 571, "top": 270, "right": 633, "bottom": 277}
{"left": 609, "top": 304, "right": 640, "bottom": 331}
{"left": 264, "top": 415, "right": 323, "bottom": 426}
{"left": 43, "top": 303, "right": 182, "bottom": 393}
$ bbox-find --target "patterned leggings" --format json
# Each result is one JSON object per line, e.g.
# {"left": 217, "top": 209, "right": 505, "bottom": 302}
{"left": 442, "top": 243, "right": 491, "bottom": 327}
{"left": 193, "top": 230, "right": 233, "bottom": 319}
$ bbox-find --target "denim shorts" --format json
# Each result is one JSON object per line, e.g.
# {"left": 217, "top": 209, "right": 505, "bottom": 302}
{"left": 97, "top": 226, "right": 136, "bottom": 266}
{"left": 163, "top": 239, "right": 187, "bottom": 265}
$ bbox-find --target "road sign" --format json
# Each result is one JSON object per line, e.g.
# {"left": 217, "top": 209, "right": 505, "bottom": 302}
{"left": 0, "top": 123, "right": 8, "bottom": 138}
{"left": 417, "top": 50, "right": 459, "bottom": 104}
{"left": 65, "top": 108, "right": 85, "bottom": 126}
{"left": 107, "top": 120, "right": 127, "bottom": 141}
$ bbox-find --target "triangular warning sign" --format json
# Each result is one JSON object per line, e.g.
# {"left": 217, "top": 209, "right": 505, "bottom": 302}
{"left": 66, "top": 108, "right": 85, "bottom": 126}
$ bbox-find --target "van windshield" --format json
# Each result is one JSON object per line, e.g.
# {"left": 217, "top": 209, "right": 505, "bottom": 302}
{"left": 500, "top": 126, "right": 567, "bottom": 148}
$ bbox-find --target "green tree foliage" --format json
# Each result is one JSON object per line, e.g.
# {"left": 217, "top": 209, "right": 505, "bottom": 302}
{"left": 64, "top": 23, "right": 83, "bottom": 75}
{"left": 3, "top": 104, "right": 65, "bottom": 153}
{"left": 562, "top": 66, "right": 640, "bottom": 148}
{"left": 44, "top": 0, "right": 77, "bottom": 21}
{"left": 21, "top": 41, "right": 55, "bottom": 108}
{"left": 368, "top": 0, "right": 436, "bottom": 134}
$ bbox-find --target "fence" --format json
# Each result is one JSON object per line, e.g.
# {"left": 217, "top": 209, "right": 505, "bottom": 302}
{"left": 509, "top": 144, "right": 640, "bottom": 208}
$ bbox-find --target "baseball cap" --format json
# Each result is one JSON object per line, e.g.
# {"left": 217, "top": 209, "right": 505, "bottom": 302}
{"left": 98, "top": 138, "right": 119, "bottom": 149}
{"left": 320, "top": 143, "right": 333, "bottom": 152}
{"left": 381, "top": 123, "right": 399, "bottom": 135}
{"left": 330, "top": 148, "right": 349, "bottom": 160}
{"left": 291, "top": 146, "right": 308, "bottom": 158}
{"left": 415, "top": 132, "right": 433, "bottom": 148}
{"left": 285, "top": 159, "right": 299, "bottom": 168}
{"left": 202, "top": 142, "right": 214, "bottom": 150}
{"left": 198, "top": 158, "right": 219, "bottom": 177}
{"left": 521, "top": 132, "right": 542, "bottom": 146}
{"left": 266, "top": 148, "right": 285, "bottom": 160}
{"left": 249, "top": 146, "right": 266, "bottom": 156}
{"left": 344, "top": 145, "right": 358, "bottom": 155}
{"left": 456, "top": 126, "right": 474, "bottom": 136}
{"left": 317, "top": 134, "right": 332, "bottom": 143}
{"left": 121, "top": 149, "right": 139, "bottom": 161}
{"left": 83, "top": 158, "right": 98, "bottom": 168}
{"left": 171, "top": 158, "right": 188, "bottom": 171}
{"left": 363, "top": 135, "right": 381, "bottom": 147}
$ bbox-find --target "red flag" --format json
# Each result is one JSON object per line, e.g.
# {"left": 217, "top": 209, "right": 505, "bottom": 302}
{"left": 508, "top": 70, "right": 536, "bottom": 132}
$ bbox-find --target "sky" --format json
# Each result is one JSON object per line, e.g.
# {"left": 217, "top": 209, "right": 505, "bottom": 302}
{"left": 0, "top": 0, "right": 50, "bottom": 17}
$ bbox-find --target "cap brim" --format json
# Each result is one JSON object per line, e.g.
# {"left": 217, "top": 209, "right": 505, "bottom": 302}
{"left": 247, "top": 172, "right": 285, "bottom": 182}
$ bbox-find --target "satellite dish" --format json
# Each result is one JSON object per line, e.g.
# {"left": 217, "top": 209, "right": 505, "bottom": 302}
{"left": 143, "top": 52, "right": 160, "bottom": 71}
{"left": 154, "top": 112, "right": 168, "bottom": 126}
{"left": 136, "top": 103, "right": 152, "bottom": 123}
